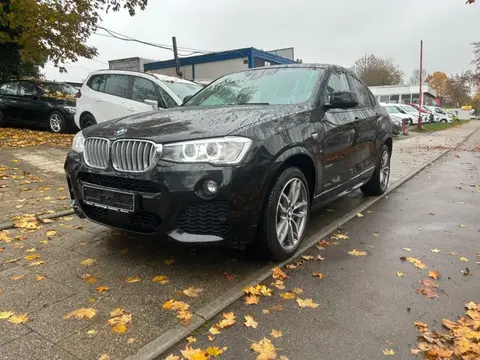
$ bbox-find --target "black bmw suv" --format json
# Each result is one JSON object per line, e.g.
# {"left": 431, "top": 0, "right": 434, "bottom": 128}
{"left": 65, "top": 64, "right": 393, "bottom": 260}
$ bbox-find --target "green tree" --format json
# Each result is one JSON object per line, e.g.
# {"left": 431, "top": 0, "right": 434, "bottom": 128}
{"left": 0, "top": 0, "right": 148, "bottom": 79}
{"left": 351, "top": 54, "right": 404, "bottom": 86}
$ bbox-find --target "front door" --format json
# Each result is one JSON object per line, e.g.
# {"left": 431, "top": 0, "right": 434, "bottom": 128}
{"left": 0, "top": 82, "right": 20, "bottom": 121}
{"left": 17, "top": 82, "right": 46, "bottom": 126}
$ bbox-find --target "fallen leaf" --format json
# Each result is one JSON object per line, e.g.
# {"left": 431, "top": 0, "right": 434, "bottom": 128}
{"left": 164, "top": 259, "right": 175, "bottom": 265}
{"left": 272, "top": 267, "right": 287, "bottom": 281}
{"left": 348, "top": 249, "right": 367, "bottom": 256}
{"left": 96, "top": 286, "right": 109, "bottom": 293}
{"left": 0, "top": 231, "right": 12, "bottom": 242}
{"left": 272, "top": 279, "right": 285, "bottom": 290}
{"left": 331, "top": 233, "right": 349, "bottom": 240}
{"left": 36, "top": 274, "right": 46, "bottom": 281}
{"left": 24, "top": 254, "right": 40, "bottom": 261}
{"left": 120, "top": 249, "right": 129, "bottom": 254}
{"left": 152, "top": 275, "right": 169, "bottom": 284}
{"left": 414, "top": 321, "right": 429, "bottom": 332}
{"left": 80, "top": 258, "right": 96, "bottom": 266}
{"left": 223, "top": 272, "right": 236, "bottom": 281}
{"left": 356, "top": 212, "right": 364, "bottom": 217}
{"left": 296, "top": 298, "right": 319, "bottom": 308}
{"left": 449, "top": 251, "right": 457, "bottom": 255}
{"left": 407, "top": 257, "right": 427, "bottom": 269}
{"left": 186, "top": 336, "right": 197, "bottom": 344}
{"left": 402, "top": 247, "right": 412, "bottom": 252}
{"left": 416, "top": 286, "right": 439, "bottom": 299}
{"left": 182, "top": 287, "right": 203, "bottom": 298}
{"left": 383, "top": 349, "right": 395, "bottom": 356}
{"left": 396, "top": 271, "right": 404, "bottom": 277}
{"left": 39, "top": 240, "right": 48, "bottom": 245}
{"left": 251, "top": 338, "right": 277, "bottom": 360}
{"left": 87, "top": 329, "right": 97, "bottom": 335}
{"left": 292, "top": 288, "right": 303, "bottom": 294}
{"left": 244, "top": 315, "right": 258, "bottom": 328}
{"left": 312, "top": 272, "right": 325, "bottom": 279}
{"left": 280, "top": 292, "right": 296, "bottom": 300}
{"left": 11, "top": 274, "right": 25, "bottom": 280}
{"left": 82, "top": 274, "right": 98, "bottom": 284}
{"left": 271, "top": 329, "right": 283, "bottom": 338}
{"left": 245, "top": 294, "right": 259, "bottom": 305}
{"left": 64, "top": 308, "right": 97, "bottom": 320}
{"left": 25, "top": 248, "right": 36, "bottom": 252}
{"left": 46, "top": 230, "right": 57, "bottom": 237}
{"left": 209, "top": 326, "right": 221, "bottom": 335}
{"left": 112, "top": 323, "right": 127, "bottom": 333}
{"left": 430, "top": 248, "right": 441, "bottom": 253}
{"left": 7, "top": 313, "right": 29, "bottom": 324}
{"left": 29, "top": 260, "right": 45, "bottom": 266}
{"left": 63, "top": 216, "right": 73, "bottom": 221}
{"left": 206, "top": 346, "right": 224, "bottom": 357}
{"left": 0, "top": 311, "right": 14, "bottom": 319}
{"left": 164, "top": 355, "right": 181, "bottom": 360}
{"left": 126, "top": 276, "right": 141, "bottom": 283}
{"left": 301, "top": 255, "right": 315, "bottom": 261}
{"left": 98, "top": 354, "right": 110, "bottom": 360}
{"left": 428, "top": 270, "right": 440, "bottom": 280}
{"left": 126, "top": 338, "right": 136, "bottom": 344}
{"left": 460, "top": 257, "right": 469, "bottom": 262}
{"left": 217, "top": 312, "right": 236, "bottom": 329}
{"left": 181, "top": 347, "right": 208, "bottom": 360}
{"left": 459, "top": 224, "right": 467, "bottom": 228}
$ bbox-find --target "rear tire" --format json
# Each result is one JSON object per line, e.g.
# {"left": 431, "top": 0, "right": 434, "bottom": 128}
{"left": 81, "top": 113, "right": 97, "bottom": 129}
{"left": 48, "top": 111, "right": 66, "bottom": 133}
{"left": 0, "top": 110, "right": 4, "bottom": 127}
{"left": 256, "top": 167, "right": 310, "bottom": 261}
{"left": 361, "top": 144, "right": 391, "bottom": 196}
{"left": 409, "top": 119, "right": 413, "bottom": 126}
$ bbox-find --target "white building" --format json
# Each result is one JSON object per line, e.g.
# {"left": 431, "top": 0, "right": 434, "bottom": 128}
{"left": 369, "top": 84, "right": 438, "bottom": 105}
{"left": 108, "top": 57, "right": 157, "bottom": 72}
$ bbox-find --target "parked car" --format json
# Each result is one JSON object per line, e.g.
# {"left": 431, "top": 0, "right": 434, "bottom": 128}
{"left": 65, "top": 64, "right": 393, "bottom": 260}
{"left": 380, "top": 104, "right": 408, "bottom": 135}
{"left": 408, "top": 103, "right": 435, "bottom": 123}
{"left": 0, "top": 80, "right": 78, "bottom": 133}
{"left": 396, "top": 104, "right": 429, "bottom": 125}
{"left": 425, "top": 106, "right": 453, "bottom": 123}
{"left": 74, "top": 70, "right": 204, "bottom": 129}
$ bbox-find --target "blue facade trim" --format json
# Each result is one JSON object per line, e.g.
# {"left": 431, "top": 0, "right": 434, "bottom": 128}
{"left": 144, "top": 47, "right": 295, "bottom": 71}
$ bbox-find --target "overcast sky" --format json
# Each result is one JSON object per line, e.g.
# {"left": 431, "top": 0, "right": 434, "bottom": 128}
{"left": 44, "top": 0, "right": 480, "bottom": 83}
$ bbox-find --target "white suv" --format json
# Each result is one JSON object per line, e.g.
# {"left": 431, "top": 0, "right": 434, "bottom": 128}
{"left": 74, "top": 70, "right": 203, "bottom": 129}
{"left": 425, "top": 106, "right": 453, "bottom": 123}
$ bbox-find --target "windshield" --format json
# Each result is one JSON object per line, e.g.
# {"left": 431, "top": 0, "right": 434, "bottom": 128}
{"left": 162, "top": 81, "right": 203, "bottom": 102}
{"left": 39, "top": 83, "right": 77, "bottom": 95}
{"left": 184, "top": 67, "right": 324, "bottom": 106}
{"left": 384, "top": 106, "right": 401, "bottom": 114}
{"left": 399, "top": 105, "right": 415, "bottom": 113}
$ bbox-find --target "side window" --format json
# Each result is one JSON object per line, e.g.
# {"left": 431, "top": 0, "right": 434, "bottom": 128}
{"left": 87, "top": 75, "right": 107, "bottom": 92}
{"left": 0, "top": 82, "right": 18, "bottom": 95}
{"left": 156, "top": 85, "right": 178, "bottom": 108}
{"left": 435, "top": 108, "right": 443, "bottom": 114}
{"left": 18, "top": 82, "right": 37, "bottom": 96}
{"left": 132, "top": 77, "right": 158, "bottom": 103}
{"left": 104, "top": 75, "right": 130, "bottom": 98}
{"left": 348, "top": 75, "right": 373, "bottom": 108}
{"left": 324, "top": 72, "right": 350, "bottom": 103}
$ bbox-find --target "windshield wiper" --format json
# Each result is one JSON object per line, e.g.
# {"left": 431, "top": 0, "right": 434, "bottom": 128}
{"left": 235, "top": 102, "right": 270, "bottom": 106}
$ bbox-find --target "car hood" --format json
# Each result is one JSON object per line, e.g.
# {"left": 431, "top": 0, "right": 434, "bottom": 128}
{"left": 82, "top": 104, "right": 309, "bottom": 143}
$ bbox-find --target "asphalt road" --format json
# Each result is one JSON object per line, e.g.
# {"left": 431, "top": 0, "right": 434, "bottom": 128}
{"left": 164, "top": 130, "right": 480, "bottom": 359}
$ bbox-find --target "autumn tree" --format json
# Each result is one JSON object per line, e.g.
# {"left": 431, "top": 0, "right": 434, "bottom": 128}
{"left": 408, "top": 69, "right": 428, "bottom": 85}
{"left": 351, "top": 54, "right": 404, "bottom": 86}
{"left": 426, "top": 71, "right": 448, "bottom": 98}
{"left": 443, "top": 71, "right": 474, "bottom": 107}
{"left": 0, "top": 0, "right": 148, "bottom": 81}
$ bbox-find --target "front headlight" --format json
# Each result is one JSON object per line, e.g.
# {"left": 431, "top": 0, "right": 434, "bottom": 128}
{"left": 63, "top": 105, "right": 76, "bottom": 114}
{"left": 161, "top": 136, "right": 252, "bottom": 165}
{"left": 72, "top": 131, "right": 85, "bottom": 153}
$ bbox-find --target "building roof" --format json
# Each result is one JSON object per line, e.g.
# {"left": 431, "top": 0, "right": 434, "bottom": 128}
{"left": 144, "top": 47, "right": 296, "bottom": 71}
{"left": 369, "top": 84, "right": 437, "bottom": 97}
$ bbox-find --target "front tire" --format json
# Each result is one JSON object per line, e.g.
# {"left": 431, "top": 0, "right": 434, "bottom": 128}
{"left": 48, "top": 111, "right": 66, "bottom": 133}
{"left": 257, "top": 167, "right": 310, "bottom": 261}
{"left": 361, "top": 144, "right": 391, "bottom": 196}
{"left": 81, "top": 113, "right": 97, "bottom": 129}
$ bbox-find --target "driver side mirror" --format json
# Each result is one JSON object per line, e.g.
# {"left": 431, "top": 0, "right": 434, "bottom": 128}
{"left": 182, "top": 95, "right": 193, "bottom": 105}
{"left": 144, "top": 99, "right": 159, "bottom": 111}
{"left": 324, "top": 91, "right": 359, "bottom": 110}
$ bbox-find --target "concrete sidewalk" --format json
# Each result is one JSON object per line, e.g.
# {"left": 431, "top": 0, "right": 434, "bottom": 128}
{"left": 0, "top": 122, "right": 479, "bottom": 360}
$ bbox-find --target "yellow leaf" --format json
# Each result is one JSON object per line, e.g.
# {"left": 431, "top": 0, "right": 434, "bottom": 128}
{"left": 209, "top": 326, "right": 221, "bottom": 335}
{"left": 406, "top": 257, "right": 427, "bottom": 269}
{"left": 459, "top": 224, "right": 467, "bottom": 228}
{"left": 8, "top": 313, "right": 29, "bottom": 324}
{"left": 413, "top": 321, "right": 429, "bottom": 332}
{"left": 271, "top": 329, "right": 283, "bottom": 338}
{"left": 396, "top": 271, "right": 404, "bottom": 277}
{"left": 46, "top": 230, "right": 56, "bottom": 237}
{"left": 383, "top": 349, "right": 395, "bottom": 355}
{"left": 63, "top": 308, "right": 97, "bottom": 320}
{"left": 244, "top": 315, "right": 258, "bottom": 328}
{"left": 25, "top": 248, "right": 36, "bottom": 252}
{"left": 181, "top": 347, "right": 208, "bottom": 360}
{"left": 29, "top": 260, "right": 45, "bottom": 266}
{"left": 428, "top": 270, "right": 440, "bottom": 280}
{"left": 98, "top": 354, "right": 110, "bottom": 360}
{"left": 110, "top": 308, "right": 127, "bottom": 317}
{"left": 301, "top": 255, "right": 315, "bottom": 261}
{"left": 112, "top": 323, "right": 127, "bottom": 333}
{"left": 164, "top": 355, "right": 181, "bottom": 360}
{"left": 182, "top": 287, "right": 203, "bottom": 298}
{"left": 25, "top": 254, "right": 40, "bottom": 261}
{"left": 348, "top": 249, "right": 367, "bottom": 256}
{"left": 245, "top": 294, "right": 259, "bottom": 305}
{"left": 402, "top": 247, "right": 412, "bottom": 251}
{"left": 87, "top": 329, "right": 97, "bottom": 335}
{"left": 292, "top": 288, "right": 303, "bottom": 294}
{"left": 80, "top": 258, "right": 96, "bottom": 266}
{"left": 272, "top": 280, "right": 285, "bottom": 290}
{"left": 244, "top": 286, "right": 261, "bottom": 295}
{"left": 186, "top": 336, "right": 197, "bottom": 344}
{"left": 164, "top": 259, "right": 175, "bottom": 265}
{"left": 152, "top": 275, "right": 168, "bottom": 284}
{"left": 82, "top": 274, "right": 98, "bottom": 284}
{"left": 312, "top": 272, "right": 325, "bottom": 279}
{"left": 120, "top": 249, "right": 129, "bottom": 254}
{"left": 63, "top": 217, "right": 73, "bottom": 221}
{"left": 217, "top": 312, "right": 236, "bottom": 329}
{"left": 126, "top": 276, "right": 141, "bottom": 283}
{"left": 0, "top": 311, "right": 14, "bottom": 319}
{"left": 280, "top": 292, "right": 296, "bottom": 300}
{"left": 39, "top": 240, "right": 48, "bottom": 245}
{"left": 430, "top": 248, "right": 441, "bottom": 253}
{"left": 206, "top": 346, "right": 224, "bottom": 357}
{"left": 460, "top": 257, "right": 468, "bottom": 262}
{"left": 96, "top": 286, "right": 109, "bottom": 293}
{"left": 126, "top": 337, "right": 136, "bottom": 344}
{"left": 449, "top": 251, "right": 457, "bottom": 255}
{"left": 251, "top": 338, "right": 277, "bottom": 360}
{"left": 331, "top": 233, "right": 349, "bottom": 240}
{"left": 0, "top": 231, "right": 12, "bottom": 242}
{"left": 272, "top": 267, "right": 287, "bottom": 281}
{"left": 258, "top": 285, "right": 273, "bottom": 297}
{"left": 36, "top": 274, "right": 46, "bottom": 281}
{"left": 356, "top": 212, "right": 364, "bottom": 217}
{"left": 296, "top": 298, "right": 319, "bottom": 309}
{"left": 12, "top": 274, "right": 25, "bottom": 280}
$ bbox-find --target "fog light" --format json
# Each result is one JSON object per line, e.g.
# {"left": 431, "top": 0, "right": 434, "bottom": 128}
{"left": 203, "top": 180, "right": 218, "bottom": 195}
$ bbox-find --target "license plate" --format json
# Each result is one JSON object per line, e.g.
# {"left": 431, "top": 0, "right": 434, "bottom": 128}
{"left": 82, "top": 184, "right": 134, "bottom": 213}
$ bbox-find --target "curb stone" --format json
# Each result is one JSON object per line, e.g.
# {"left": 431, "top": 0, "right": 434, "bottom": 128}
{"left": 126, "top": 126, "right": 479, "bottom": 360}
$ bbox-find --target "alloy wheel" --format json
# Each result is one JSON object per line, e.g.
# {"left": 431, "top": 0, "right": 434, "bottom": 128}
{"left": 49, "top": 113, "right": 62, "bottom": 132}
{"left": 275, "top": 177, "right": 308, "bottom": 251}
{"left": 379, "top": 150, "right": 390, "bottom": 190}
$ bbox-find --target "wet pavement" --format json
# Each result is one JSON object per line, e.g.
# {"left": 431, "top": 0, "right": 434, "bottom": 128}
{"left": 164, "top": 125, "right": 480, "bottom": 360}
{"left": 0, "top": 122, "right": 479, "bottom": 360}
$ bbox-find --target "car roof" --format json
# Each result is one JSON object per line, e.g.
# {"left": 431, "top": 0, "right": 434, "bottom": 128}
{"left": 87, "top": 69, "right": 197, "bottom": 85}
{"left": 225, "top": 63, "right": 356, "bottom": 76}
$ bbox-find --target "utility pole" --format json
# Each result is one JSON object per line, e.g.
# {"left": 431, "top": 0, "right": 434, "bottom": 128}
{"left": 172, "top": 36, "right": 183, "bottom": 78}
{"left": 417, "top": 40, "right": 423, "bottom": 130}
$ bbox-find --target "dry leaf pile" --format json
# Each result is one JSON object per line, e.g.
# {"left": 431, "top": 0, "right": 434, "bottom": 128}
{"left": 163, "top": 300, "right": 192, "bottom": 324}
{"left": 0, "top": 128, "right": 73, "bottom": 149}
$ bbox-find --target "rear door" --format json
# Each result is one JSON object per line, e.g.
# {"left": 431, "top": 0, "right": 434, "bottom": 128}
{"left": 125, "top": 76, "right": 164, "bottom": 115}
{"left": 101, "top": 74, "right": 131, "bottom": 121}
{"left": 319, "top": 70, "right": 357, "bottom": 196}
{"left": 17, "top": 82, "right": 47, "bottom": 126}
{"left": 346, "top": 74, "right": 379, "bottom": 178}
{"left": 0, "top": 82, "right": 20, "bottom": 121}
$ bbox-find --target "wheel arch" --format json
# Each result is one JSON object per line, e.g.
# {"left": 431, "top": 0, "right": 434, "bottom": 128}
{"left": 79, "top": 111, "right": 95, "bottom": 128}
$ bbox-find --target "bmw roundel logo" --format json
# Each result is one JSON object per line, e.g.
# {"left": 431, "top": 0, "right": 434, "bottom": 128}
{"left": 115, "top": 128, "right": 127, "bottom": 136}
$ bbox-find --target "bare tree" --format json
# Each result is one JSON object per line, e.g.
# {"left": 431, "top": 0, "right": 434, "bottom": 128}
{"left": 408, "top": 69, "right": 428, "bottom": 84}
{"left": 351, "top": 54, "right": 404, "bottom": 86}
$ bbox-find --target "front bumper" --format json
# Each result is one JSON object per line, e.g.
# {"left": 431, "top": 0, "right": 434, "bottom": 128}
{"left": 64, "top": 152, "right": 265, "bottom": 246}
